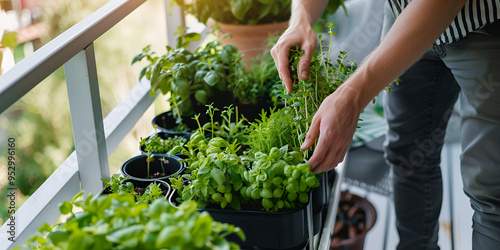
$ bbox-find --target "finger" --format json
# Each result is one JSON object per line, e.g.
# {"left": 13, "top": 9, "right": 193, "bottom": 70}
{"left": 321, "top": 143, "right": 349, "bottom": 172}
{"left": 276, "top": 48, "right": 293, "bottom": 94}
{"left": 307, "top": 126, "right": 335, "bottom": 170}
{"left": 298, "top": 41, "right": 316, "bottom": 81}
{"left": 334, "top": 145, "right": 349, "bottom": 167}
{"left": 300, "top": 114, "right": 321, "bottom": 151}
{"left": 311, "top": 138, "right": 339, "bottom": 174}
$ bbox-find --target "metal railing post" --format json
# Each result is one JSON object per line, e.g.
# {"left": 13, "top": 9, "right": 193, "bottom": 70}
{"left": 64, "top": 43, "right": 109, "bottom": 195}
{"left": 164, "top": 0, "right": 186, "bottom": 46}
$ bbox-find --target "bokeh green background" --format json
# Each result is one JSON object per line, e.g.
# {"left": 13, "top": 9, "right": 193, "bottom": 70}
{"left": 0, "top": 0, "right": 171, "bottom": 224}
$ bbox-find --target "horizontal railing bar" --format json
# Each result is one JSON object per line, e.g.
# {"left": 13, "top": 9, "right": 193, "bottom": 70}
{"left": 0, "top": 0, "right": 146, "bottom": 114}
{"left": 0, "top": 79, "right": 155, "bottom": 249}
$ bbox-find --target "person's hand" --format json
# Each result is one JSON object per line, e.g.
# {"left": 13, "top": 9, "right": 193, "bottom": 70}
{"left": 300, "top": 86, "right": 361, "bottom": 173}
{"left": 271, "top": 22, "right": 317, "bottom": 94}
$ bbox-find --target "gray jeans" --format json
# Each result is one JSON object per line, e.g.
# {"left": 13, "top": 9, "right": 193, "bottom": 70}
{"left": 382, "top": 3, "right": 500, "bottom": 250}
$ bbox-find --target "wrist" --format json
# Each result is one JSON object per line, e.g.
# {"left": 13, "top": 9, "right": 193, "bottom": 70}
{"left": 290, "top": 0, "right": 328, "bottom": 26}
{"left": 289, "top": 10, "right": 313, "bottom": 27}
{"left": 336, "top": 71, "right": 378, "bottom": 115}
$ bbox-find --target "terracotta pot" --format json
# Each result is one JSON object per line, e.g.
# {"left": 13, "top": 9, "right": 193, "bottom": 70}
{"left": 330, "top": 191, "right": 377, "bottom": 250}
{"left": 217, "top": 21, "right": 288, "bottom": 62}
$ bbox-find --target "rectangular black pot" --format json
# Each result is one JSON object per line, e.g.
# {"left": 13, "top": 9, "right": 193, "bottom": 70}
{"left": 169, "top": 190, "right": 313, "bottom": 250}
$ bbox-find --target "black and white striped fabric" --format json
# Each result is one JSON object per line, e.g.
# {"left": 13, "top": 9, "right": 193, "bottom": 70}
{"left": 388, "top": 0, "right": 500, "bottom": 45}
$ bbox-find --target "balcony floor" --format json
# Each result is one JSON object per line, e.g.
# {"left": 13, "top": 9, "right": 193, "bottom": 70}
{"left": 344, "top": 142, "right": 473, "bottom": 250}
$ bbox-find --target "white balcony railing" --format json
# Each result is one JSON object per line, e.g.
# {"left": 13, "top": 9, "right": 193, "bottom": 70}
{"left": 0, "top": 0, "right": 196, "bottom": 248}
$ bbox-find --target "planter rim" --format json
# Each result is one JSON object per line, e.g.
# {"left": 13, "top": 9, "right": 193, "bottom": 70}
{"left": 168, "top": 188, "right": 308, "bottom": 215}
{"left": 120, "top": 154, "right": 184, "bottom": 182}
{"left": 151, "top": 111, "right": 188, "bottom": 134}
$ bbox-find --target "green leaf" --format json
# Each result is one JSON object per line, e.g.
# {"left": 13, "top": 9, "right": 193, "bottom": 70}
{"left": 203, "top": 71, "right": 220, "bottom": 87}
{"left": 67, "top": 231, "right": 88, "bottom": 250}
{"left": 219, "top": 50, "right": 231, "bottom": 65}
{"left": 184, "top": 32, "right": 201, "bottom": 42}
{"left": 59, "top": 201, "right": 73, "bottom": 214}
{"left": 131, "top": 52, "right": 146, "bottom": 64}
{"left": 194, "top": 70, "right": 208, "bottom": 84}
{"left": 72, "top": 190, "right": 84, "bottom": 203}
{"left": 257, "top": 2, "right": 273, "bottom": 20}
{"left": 171, "top": 78, "right": 190, "bottom": 100}
{"left": 198, "top": 163, "right": 211, "bottom": 175}
{"left": 145, "top": 220, "right": 163, "bottom": 233}
{"left": 271, "top": 2, "right": 280, "bottom": 16}
{"left": 156, "top": 226, "right": 182, "bottom": 248}
{"left": 191, "top": 213, "right": 213, "bottom": 246}
{"left": 47, "top": 231, "right": 69, "bottom": 245}
{"left": 229, "top": 196, "right": 241, "bottom": 210}
{"left": 38, "top": 223, "right": 52, "bottom": 233}
{"left": 0, "top": 52, "right": 3, "bottom": 74}
{"left": 230, "top": 0, "right": 252, "bottom": 21}
{"left": 158, "top": 75, "right": 171, "bottom": 95}
{"left": 106, "top": 224, "right": 143, "bottom": 244}
{"left": 1, "top": 32, "right": 18, "bottom": 49}
{"left": 138, "top": 67, "right": 147, "bottom": 80}
{"left": 195, "top": 89, "right": 208, "bottom": 104}
{"left": 211, "top": 168, "right": 225, "bottom": 186}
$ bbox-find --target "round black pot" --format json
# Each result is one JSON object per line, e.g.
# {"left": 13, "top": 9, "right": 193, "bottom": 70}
{"left": 152, "top": 111, "right": 209, "bottom": 137}
{"left": 121, "top": 154, "right": 184, "bottom": 183}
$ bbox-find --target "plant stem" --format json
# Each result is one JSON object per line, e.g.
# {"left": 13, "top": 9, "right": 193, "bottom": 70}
{"left": 160, "top": 158, "right": 166, "bottom": 174}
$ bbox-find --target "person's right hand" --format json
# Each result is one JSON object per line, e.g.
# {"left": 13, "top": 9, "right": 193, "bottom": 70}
{"left": 271, "top": 22, "right": 317, "bottom": 94}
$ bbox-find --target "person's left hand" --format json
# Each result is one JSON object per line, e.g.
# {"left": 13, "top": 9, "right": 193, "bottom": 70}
{"left": 300, "top": 85, "right": 361, "bottom": 173}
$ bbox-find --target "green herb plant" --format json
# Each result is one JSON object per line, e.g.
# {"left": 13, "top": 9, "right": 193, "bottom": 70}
{"left": 101, "top": 175, "right": 168, "bottom": 202}
{"left": 169, "top": 105, "right": 321, "bottom": 212}
{"left": 269, "top": 22, "right": 366, "bottom": 159}
{"left": 241, "top": 146, "right": 320, "bottom": 211}
{"left": 133, "top": 28, "right": 261, "bottom": 119}
{"left": 136, "top": 182, "right": 165, "bottom": 203}
{"left": 101, "top": 173, "right": 131, "bottom": 194}
{"left": 16, "top": 192, "right": 244, "bottom": 249}
{"left": 140, "top": 133, "right": 187, "bottom": 155}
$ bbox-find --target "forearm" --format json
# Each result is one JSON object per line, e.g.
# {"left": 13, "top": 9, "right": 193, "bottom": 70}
{"left": 290, "top": 0, "right": 329, "bottom": 27}
{"left": 342, "top": 0, "right": 468, "bottom": 113}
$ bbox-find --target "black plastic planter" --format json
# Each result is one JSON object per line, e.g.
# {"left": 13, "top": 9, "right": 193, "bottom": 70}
{"left": 311, "top": 174, "right": 327, "bottom": 235}
{"left": 121, "top": 154, "right": 184, "bottom": 183}
{"left": 152, "top": 111, "right": 209, "bottom": 137}
{"left": 169, "top": 190, "right": 312, "bottom": 250}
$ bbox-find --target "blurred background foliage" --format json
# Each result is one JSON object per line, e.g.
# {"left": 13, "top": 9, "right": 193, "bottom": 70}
{"left": 0, "top": 0, "right": 169, "bottom": 224}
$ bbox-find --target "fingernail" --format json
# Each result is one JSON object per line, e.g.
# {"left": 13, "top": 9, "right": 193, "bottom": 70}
{"left": 301, "top": 71, "right": 309, "bottom": 79}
